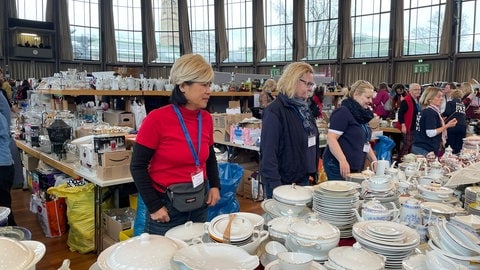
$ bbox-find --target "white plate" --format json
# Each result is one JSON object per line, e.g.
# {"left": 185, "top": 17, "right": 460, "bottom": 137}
{"left": 365, "top": 222, "right": 405, "bottom": 237}
{"left": 353, "top": 221, "right": 419, "bottom": 249}
{"left": 261, "top": 199, "right": 312, "bottom": 218}
{"left": 264, "top": 259, "right": 327, "bottom": 270}
{"left": 451, "top": 214, "right": 480, "bottom": 230}
{"left": 172, "top": 243, "right": 259, "bottom": 270}
{"left": 22, "top": 240, "right": 46, "bottom": 269}
{"left": 319, "top": 181, "right": 355, "bottom": 192}
{"left": 236, "top": 212, "right": 265, "bottom": 228}
{"left": 208, "top": 214, "right": 253, "bottom": 243}
{"left": 421, "top": 202, "right": 457, "bottom": 215}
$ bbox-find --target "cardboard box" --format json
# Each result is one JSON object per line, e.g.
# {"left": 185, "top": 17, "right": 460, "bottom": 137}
{"left": 103, "top": 110, "right": 135, "bottom": 128}
{"left": 22, "top": 152, "right": 39, "bottom": 171}
{"left": 102, "top": 208, "right": 134, "bottom": 241}
{"left": 102, "top": 233, "right": 117, "bottom": 251}
{"left": 96, "top": 165, "right": 131, "bottom": 180}
{"left": 214, "top": 129, "right": 228, "bottom": 143}
{"left": 242, "top": 168, "right": 255, "bottom": 199}
{"left": 97, "top": 150, "right": 132, "bottom": 167}
{"left": 93, "top": 135, "right": 126, "bottom": 153}
{"left": 79, "top": 144, "right": 96, "bottom": 168}
{"left": 212, "top": 113, "right": 253, "bottom": 130}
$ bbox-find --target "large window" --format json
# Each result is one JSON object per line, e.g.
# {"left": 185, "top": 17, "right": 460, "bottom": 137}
{"left": 305, "top": 0, "right": 339, "bottom": 60}
{"left": 188, "top": 0, "right": 215, "bottom": 63}
{"left": 264, "top": 0, "right": 293, "bottom": 62}
{"left": 351, "top": 0, "right": 390, "bottom": 58}
{"left": 404, "top": 0, "right": 446, "bottom": 55}
{"left": 459, "top": 0, "right": 480, "bottom": 52}
{"left": 16, "top": 0, "right": 47, "bottom": 21}
{"left": 112, "top": 0, "right": 143, "bottom": 62}
{"left": 224, "top": 0, "right": 253, "bottom": 62}
{"left": 68, "top": 0, "right": 100, "bottom": 61}
{"left": 152, "top": 0, "right": 180, "bottom": 63}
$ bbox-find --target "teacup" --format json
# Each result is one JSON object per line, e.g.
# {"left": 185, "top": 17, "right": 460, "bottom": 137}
{"left": 264, "top": 241, "right": 288, "bottom": 263}
{"left": 277, "top": 252, "right": 313, "bottom": 270}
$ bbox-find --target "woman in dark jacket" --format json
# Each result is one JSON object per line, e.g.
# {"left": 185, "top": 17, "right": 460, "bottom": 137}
{"left": 442, "top": 89, "right": 467, "bottom": 153}
{"left": 260, "top": 62, "right": 320, "bottom": 198}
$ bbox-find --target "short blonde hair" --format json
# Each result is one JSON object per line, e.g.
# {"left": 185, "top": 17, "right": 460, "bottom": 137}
{"left": 451, "top": 89, "right": 463, "bottom": 99}
{"left": 170, "top": 54, "right": 214, "bottom": 85}
{"left": 276, "top": 62, "right": 314, "bottom": 98}
{"left": 460, "top": 82, "right": 473, "bottom": 96}
{"left": 419, "top": 86, "right": 442, "bottom": 107}
{"left": 348, "top": 80, "right": 374, "bottom": 98}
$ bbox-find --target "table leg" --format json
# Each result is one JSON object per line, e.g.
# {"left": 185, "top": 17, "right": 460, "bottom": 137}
{"left": 94, "top": 184, "right": 102, "bottom": 254}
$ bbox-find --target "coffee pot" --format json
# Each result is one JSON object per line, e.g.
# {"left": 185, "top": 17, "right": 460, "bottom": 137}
{"left": 353, "top": 199, "right": 399, "bottom": 222}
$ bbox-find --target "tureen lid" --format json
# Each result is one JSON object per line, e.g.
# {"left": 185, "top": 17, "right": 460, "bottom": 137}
{"left": 288, "top": 214, "right": 339, "bottom": 240}
{"left": 362, "top": 199, "right": 388, "bottom": 211}
{"left": 0, "top": 237, "right": 35, "bottom": 270}
{"left": 273, "top": 184, "right": 312, "bottom": 205}
{"left": 105, "top": 233, "right": 186, "bottom": 270}
{"left": 328, "top": 242, "right": 385, "bottom": 270}
{"left": 165, "top": 221, "right": 205, "bottom": 242}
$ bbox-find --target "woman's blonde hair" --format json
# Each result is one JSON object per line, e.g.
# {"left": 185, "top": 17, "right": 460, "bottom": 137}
{"left": 451, "top": 89, "right": 463, "bottom": 99}
{"left": 276, "top": 62, "right": 314, "bottom": 98}
{"left": 460, "top": 82, "right": 473, "bottom": 96}
{"left": 170, "top": 54, "right": 214, "bottom": 85}
{"left": 348, "top": 80, "right": 374, "bottom": 98}
{"left": 419, "top": 86, "right": 442, "bottom": 107}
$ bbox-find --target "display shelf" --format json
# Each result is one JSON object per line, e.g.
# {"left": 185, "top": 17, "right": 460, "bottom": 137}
{"left": 37, "top": 89, "right": 143, "bottom": 96}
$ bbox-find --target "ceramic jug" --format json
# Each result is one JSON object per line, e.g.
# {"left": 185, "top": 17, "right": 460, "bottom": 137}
{"left": 400, "top": 197, "right": 422, "bottom": 227}
{"left": 353, "top": 199, "right": 399, "bottom": 222}
{"left": 371, "top": 160, "right": 390, "bottom": 176}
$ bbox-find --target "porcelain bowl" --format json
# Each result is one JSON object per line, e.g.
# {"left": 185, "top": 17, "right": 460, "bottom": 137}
{"left": 274, "top": 200, "right": 308, "bottom": 216}
{"left": 277, "top": 252, "right": 313, "bottom": 270}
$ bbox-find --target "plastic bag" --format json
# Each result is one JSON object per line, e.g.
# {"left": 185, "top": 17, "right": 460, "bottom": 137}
{"left": 48, "top": 183, "right": 95, "bottom": 254}
{"left": 133, "top": 194, "right": 146, "bottom": 236}
{"left": 373, "top": 135, "right": 396, "bottom": 163}
{"left": 207, "top": 163, "right": 243, "bottom": 221}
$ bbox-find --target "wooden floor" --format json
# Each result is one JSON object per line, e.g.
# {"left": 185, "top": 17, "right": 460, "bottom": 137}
{"left": 11, "top": 188, "right": 263, "bottom": 270}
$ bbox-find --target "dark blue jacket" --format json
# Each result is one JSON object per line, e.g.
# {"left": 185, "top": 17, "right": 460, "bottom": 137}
{"left": 260, "top": 94, "right": 319, "bottom": 190}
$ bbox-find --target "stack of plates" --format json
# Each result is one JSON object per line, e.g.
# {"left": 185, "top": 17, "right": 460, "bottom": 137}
{"left": 361, "top": 181, "right": 400, "bottom": 210}
{"left": 207, "top": 214, "right": 254, "bottom": 245}
{"left": 352, "top": 220, "right": 420, "bottom": 269}
{"left": 261, "top": 199, "right": 312, "bottom": 220}
{"left": 464, "top": 186, "right": 480, "bottom": 210}
{"left": 312, "top": 181, "right": 360, "bottom": 238}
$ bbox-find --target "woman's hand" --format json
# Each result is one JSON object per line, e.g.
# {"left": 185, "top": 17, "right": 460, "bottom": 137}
{"left": 447, "top": 118, "right": 458, "bottom": 128}
{"left": 206, "top": 187, "right": 220, "bottom": 206}
{"left": 150, "top": 206, "right": 170, "bottom": 223}
{"left": 339, "top": 159, "right": 351, "bottom": 179}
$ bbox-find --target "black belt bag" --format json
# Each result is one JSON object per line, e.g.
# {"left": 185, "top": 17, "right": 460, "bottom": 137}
{"left": 166, "top": 182, "right": 205, "bottom": 212}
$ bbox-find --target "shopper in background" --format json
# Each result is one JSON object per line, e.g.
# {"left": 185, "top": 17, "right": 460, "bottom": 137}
{"left": 322, "top": 80, "right": 377, "bottom": 180}
{"left": 372, "top": 82, "right": 390, "bottom": 119}
{"left": 412, "top": 87, "right": 457, "bottom": 156}
{"left": 440, "top": 82, "right": 456, "bottom": 113}
{"left": 260, "top": 62, "right": 320, "bottom": 198}
{"left": 259, "top": 78, "right": 276, "bottom": 108}
{"left": 391, "top": 84, "right": 407, "bottom": 118}
{"left": 0, "top": 93, "right": 16, "bottom": 226}
{"left": 130, "top": 54, "right": 220, "bottom": 236}
{"left": 15, "top": 79, "right": 32, "bottom": 102}
{"left": 309, "top": 85, "right": 325, "bottom": 119}
{"left": 396, "top": 83, "right": 422, "bottom": 162}
{"left": 461, "top": 82, "right": 480, "bottom": 120}
{"left": 442, "top": 89, "right": 466, "bottom": 154}
{"left": 0, "top": 78, "right": 12, "bottom": 104}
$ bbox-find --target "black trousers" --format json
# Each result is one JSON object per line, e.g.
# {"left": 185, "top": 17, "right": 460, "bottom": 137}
{"left": 0, "top": 164, "right": 16, "bottom": 225}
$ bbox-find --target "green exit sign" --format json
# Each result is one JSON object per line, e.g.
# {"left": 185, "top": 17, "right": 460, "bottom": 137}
{"left": 270, "top": 68, "right": 280, "bottom": 77}
{"left": 414, "top": 63, "right": 430, "bottom": 73}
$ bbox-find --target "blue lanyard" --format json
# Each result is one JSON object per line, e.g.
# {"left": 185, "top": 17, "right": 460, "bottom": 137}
{"left": 173, "top": 105, "right": 202, "bottom": 167}
{"left": 362, "top": 124, "right": 370, "bottom": 143}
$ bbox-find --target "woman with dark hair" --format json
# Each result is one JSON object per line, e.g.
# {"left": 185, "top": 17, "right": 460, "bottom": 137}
{"left": 372, "top": 82, "right": 390, "bottom": 119}
{"left": 309, "top": 85, "right": 325, "bottom": 119}
{"left": 130, "top": 54, "right": 220, "bottom": 235}
{"left": 442, "top": 89, "right": 466, "bottom": 154}
{"left": 15, "top": 79, "right": 31, "bottom": 101}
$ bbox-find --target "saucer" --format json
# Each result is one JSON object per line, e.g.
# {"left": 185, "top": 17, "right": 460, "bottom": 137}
{"left": 264, "top": 259, "right": 327, "bottom": 270}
